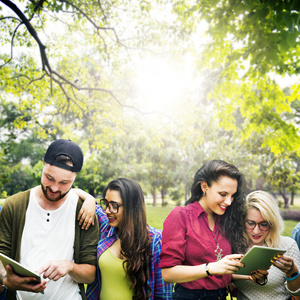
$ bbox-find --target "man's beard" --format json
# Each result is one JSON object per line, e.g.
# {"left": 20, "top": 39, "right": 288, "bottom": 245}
{"left": 41, "top": 183, "right": 71, "bottom": 202}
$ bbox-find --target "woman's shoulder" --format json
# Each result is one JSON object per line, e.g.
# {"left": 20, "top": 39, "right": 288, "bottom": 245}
{"left": 95, "top": 204, "right": 111, "bottom": 231}
{"left": 148, "top": 226, "right": 162, "bottom": 242}
{"left": 167, "top": 202, "right": 197, "bottom": 218}
{"left": 279, "top": 235, "right": 298, "bottom": 249}
{"left": 147, "top": 226, "right": 162, "bottom": 256}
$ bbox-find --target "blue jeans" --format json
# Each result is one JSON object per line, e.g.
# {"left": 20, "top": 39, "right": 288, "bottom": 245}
{"left": 172, "top": 284, "right": 227, "bottom": 300}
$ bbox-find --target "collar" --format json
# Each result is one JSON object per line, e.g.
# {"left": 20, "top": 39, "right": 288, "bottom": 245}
{"left": 188, "top": 200, "right": 220, "bottom": 226}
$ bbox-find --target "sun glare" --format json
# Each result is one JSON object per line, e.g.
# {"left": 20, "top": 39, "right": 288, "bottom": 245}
{"left": 133, "top": 56, "right": 195, "bottom": 113}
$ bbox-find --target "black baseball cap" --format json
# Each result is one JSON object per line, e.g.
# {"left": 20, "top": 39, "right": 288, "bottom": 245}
{"left": 43, "top": 139, "right": 84, "bottom": 172}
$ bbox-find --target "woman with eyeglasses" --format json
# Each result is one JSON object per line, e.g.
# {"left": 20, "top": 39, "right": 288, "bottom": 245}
{"left": 232, "top": 190, "right": 300, "bottom": 299}
{"left": 75, "top": 178, "right": 173, "bottom": 300}
{"left": 159, "top": 160, "right": 247, "bottom": 300}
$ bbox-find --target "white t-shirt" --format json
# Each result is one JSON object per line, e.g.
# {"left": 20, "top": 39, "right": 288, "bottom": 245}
{"left": 17, "top": 186, "right": 82, "bottom": 300}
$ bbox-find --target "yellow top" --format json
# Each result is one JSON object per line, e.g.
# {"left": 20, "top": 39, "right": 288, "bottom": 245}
{"left": 99, "top": 248, "right": 134, "bottom": 300}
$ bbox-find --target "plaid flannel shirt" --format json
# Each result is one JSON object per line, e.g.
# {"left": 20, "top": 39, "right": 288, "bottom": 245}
{"left": 86, "top": 204, "right": 173, "bottom": 300}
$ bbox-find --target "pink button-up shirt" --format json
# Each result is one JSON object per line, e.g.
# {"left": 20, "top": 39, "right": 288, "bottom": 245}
{"left": 159, "top": 201, "right": 232, "bottom": 290}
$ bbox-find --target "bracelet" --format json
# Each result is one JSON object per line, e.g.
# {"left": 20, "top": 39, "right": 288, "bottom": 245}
{"left": 284, "top": 273, "right": 300, "bottom": 281}
{"left": 0, "top": 277, "right": 7, "bottom": 290}
{"left": 205, "top": 263, "right": 212, "bottom": 277}
{"left": 255, "top": 275, "right": 268, "bottom": 286}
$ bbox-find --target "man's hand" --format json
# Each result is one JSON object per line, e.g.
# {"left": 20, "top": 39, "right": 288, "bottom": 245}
{"left": 5, "top": 265, "right": 47, "bottom": 293}
{"left": 37, "top": 260, "right": 96, "bottom": 284}
{"left": 37, "top": 260, "right": 72, "bottom": 281}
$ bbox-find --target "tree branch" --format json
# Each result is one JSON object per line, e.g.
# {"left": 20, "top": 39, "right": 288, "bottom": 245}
{"left": 1, "top": 0, "right": 51, "bottom": 72}
{"left": 58, "top": 0, "right": 123, "bottom": 44}
{"left": 0, "top": 0, "right": 157, "bottom": 117}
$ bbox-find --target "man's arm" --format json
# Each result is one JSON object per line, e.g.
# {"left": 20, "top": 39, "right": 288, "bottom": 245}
{"left": 37, "top": 260, "right": 96, "bottom": 284}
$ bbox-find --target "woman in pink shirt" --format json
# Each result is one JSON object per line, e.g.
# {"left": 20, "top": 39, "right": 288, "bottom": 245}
{"left": 159, "top": 160, "right": 247, "bottom": 299}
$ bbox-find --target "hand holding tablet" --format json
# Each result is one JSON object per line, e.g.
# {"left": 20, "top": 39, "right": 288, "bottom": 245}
{"left": 235, "top": 245, "right": 286, "bottom": 275}
{"left": 0, "top": 253, "right": 41, "bottom": 282}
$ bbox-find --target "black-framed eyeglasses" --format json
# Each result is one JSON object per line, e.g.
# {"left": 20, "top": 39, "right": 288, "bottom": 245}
{"left": 245, "top": 219, "right": 271, "bottom": 231}
{"left": 100, "top": 199, "right": 124, "bottom": 214}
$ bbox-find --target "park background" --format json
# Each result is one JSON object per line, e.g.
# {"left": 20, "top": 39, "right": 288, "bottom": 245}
{"left": 1, "top": 1, "right": 300, "bottom": 236}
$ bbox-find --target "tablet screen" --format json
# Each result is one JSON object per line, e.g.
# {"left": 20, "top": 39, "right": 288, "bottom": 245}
{"left": 235, "top": 245, "right": 286, "bottom": 275}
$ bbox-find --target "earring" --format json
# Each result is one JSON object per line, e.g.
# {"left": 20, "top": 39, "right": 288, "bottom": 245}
{"left": 203, "top": 191, "right": 206, "bottom": 197}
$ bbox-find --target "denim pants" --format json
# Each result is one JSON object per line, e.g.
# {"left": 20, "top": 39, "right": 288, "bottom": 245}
{"left": 172, "top": 284, "right": 227, "bottom": 300}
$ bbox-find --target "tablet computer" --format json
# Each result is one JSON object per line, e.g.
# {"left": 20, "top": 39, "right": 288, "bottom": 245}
{"left": 0, "top": 253, "right": 41, "bottom": 282}
{"left": 235, "top": 245, "right": 286, "bottom": 275}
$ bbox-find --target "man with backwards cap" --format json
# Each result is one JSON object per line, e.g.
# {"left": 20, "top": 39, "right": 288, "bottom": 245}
{"left": 0, "top": 139, "right": 99, "bottom": 300}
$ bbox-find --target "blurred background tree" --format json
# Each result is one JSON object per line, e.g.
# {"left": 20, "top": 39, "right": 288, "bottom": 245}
{"left": 1, "top": 0, "right": 300, "bottom": 207}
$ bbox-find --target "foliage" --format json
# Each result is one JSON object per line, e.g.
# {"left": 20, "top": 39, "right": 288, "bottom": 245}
{"left": 173, "top": 0, "right": 300, "bottom": 155}
{"left": 3, "top": 163, "right": 36, "bottom": 195}
{"left": 0, "top": 0, "right": 173, "bottom": 115}
{"left": 1, "top": 0, "right": 300, "bottom": 205}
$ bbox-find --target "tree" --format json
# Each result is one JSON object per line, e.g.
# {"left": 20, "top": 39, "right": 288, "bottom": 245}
{"left": 173, "top": 0, "right": 300, "bottom": 156}
{"left": 2, "top": 0, "right": 300, "bottom": 203}
{"left": 0, "top": 0, "right": 175, "bottom": 114}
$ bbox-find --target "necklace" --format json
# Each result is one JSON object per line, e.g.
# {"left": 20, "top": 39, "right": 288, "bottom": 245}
{"left": 211, "top": 230, "right": 223, "bottom": 261}
{"left": 203, "top": 215, "right": 223, "bottom": 261}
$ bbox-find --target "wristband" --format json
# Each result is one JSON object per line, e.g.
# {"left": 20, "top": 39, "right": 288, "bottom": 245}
{"left": 205, "top": 263, "right": 212, "bottom": 276}
{"left": 284, "top": 272, "right": 300, "bottom": 281}
{"left": 0, "top": 276, "right": 7, "bottom": 290}
{"left": 0, "top": 283, "right": 7, "bottom": 290}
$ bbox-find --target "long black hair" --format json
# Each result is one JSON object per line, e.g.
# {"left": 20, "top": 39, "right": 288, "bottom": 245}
{"left": 186, "top": 160, "right": 247, "bottom": 253}
{"left": 103, "top": 178, "right": 152, "bottom": 300}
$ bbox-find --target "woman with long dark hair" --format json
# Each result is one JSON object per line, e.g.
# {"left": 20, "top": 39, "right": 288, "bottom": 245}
{"left": 77, "top": 178, "right": 173, "bottom": 300}
{"left": 159, "top": 159, "right": 248, "bottom": 299}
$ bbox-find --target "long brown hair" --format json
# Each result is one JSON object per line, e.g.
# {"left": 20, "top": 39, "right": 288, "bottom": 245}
{"left": 186, "top": 159, "right": 247, "bottom": 254}
{"left": 103, "top": 178, "right": 152, "bottom": 300}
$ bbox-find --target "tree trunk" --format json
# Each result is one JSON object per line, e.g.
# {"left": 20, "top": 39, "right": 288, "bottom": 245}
{"left": 291, "top": 190, "right": 295, "bottom": 206}
{"left": 279, "top": 190, "right": 289, "bottom": 208}
{"left": 161, "top": 187, "right": 165, "bottom": 207}
{"left": 152, "top": 186, "right": 157, "bottom": 207}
